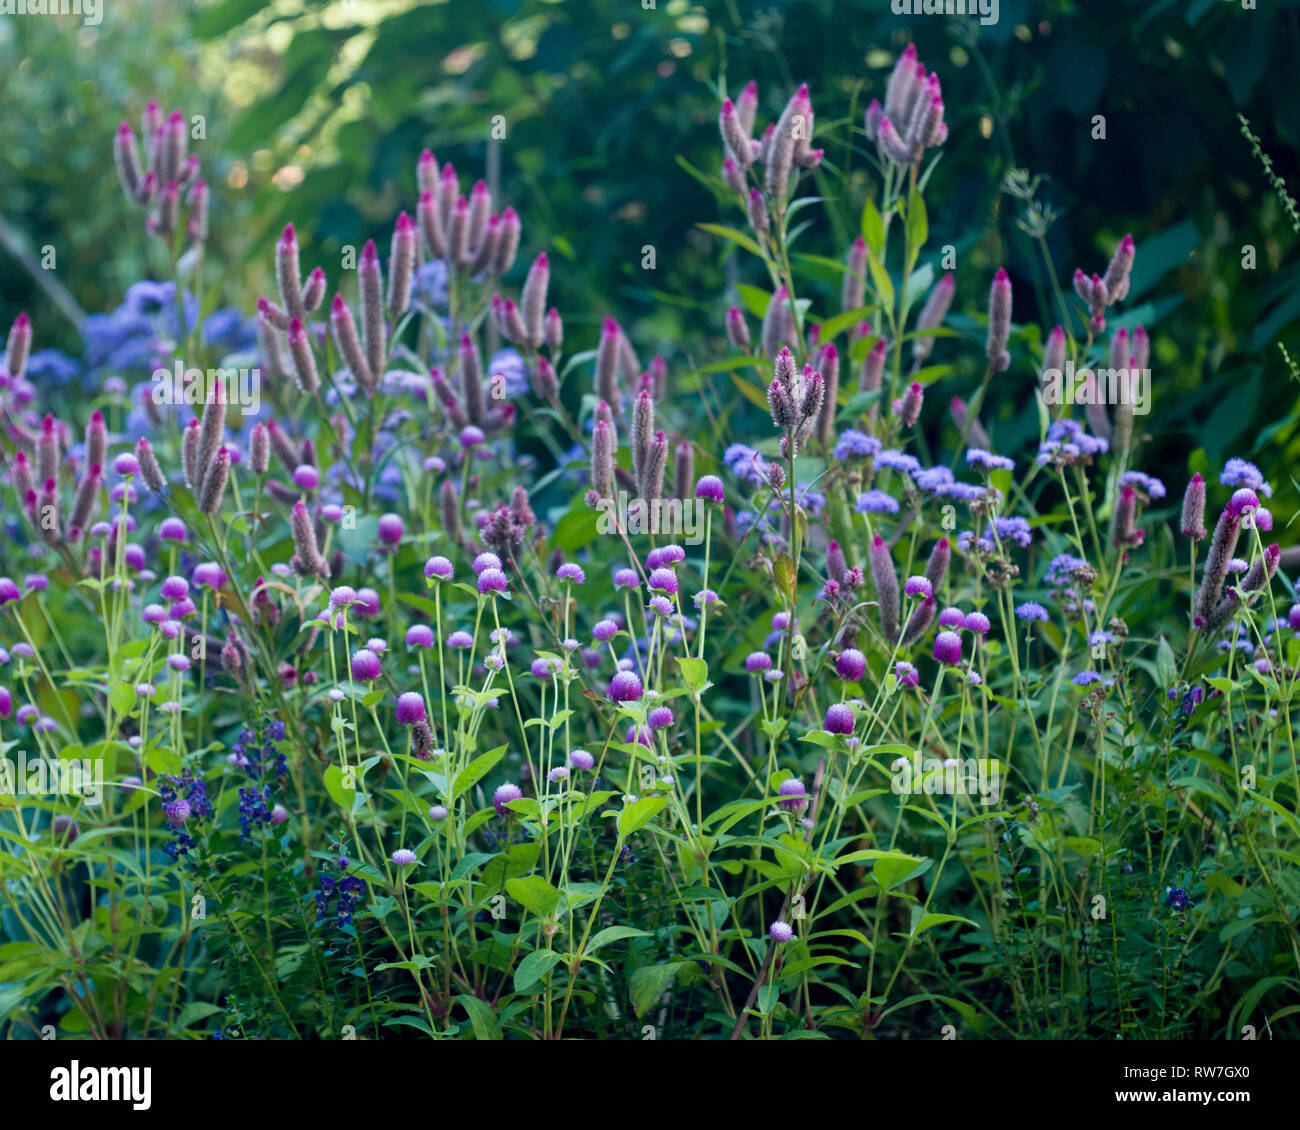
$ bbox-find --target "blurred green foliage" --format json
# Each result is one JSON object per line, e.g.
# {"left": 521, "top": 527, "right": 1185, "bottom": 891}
{"left": 3, "top": 0, "right": 1300, "bottom": 490}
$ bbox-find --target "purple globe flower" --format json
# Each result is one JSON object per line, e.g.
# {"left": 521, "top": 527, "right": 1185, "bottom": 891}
{"left": 530, "top": 657, "right": 560, "bottom": 679}
{"left": 473, "top": 552, "right": 502, "bottom": 575}
{"left": 350, "top": 648, "right": 382, "bottom": 681}
{"left": 745, "top": 652, "right": 773, "bottom": 674}
{"left": 406, "top": 625, "right": 435, "bottom": 648}
{"left": 548, "top": 766, "right": 570, "bottom": 783}
{"left": 160, "top": 517, "right": 187, "bottom": 541}
{"left": 593, "top": 619, "right": 618, "bottom": 642}
{"left": 938, "top": 606, "right": 965, "bottom": 628}
{"left": 321, "top": 503, "right": 344, "bottom": 522}
{"left": 934, "top": 630, "right": 963, "bottom": 666}
{"left": 609, "top": 670, "right": 643, "bottom": 702}
{"left": 556, "top": 562, "right": 586, "bottom": 584}
{"left": 647, "top": 568, "right": 678, "bottom": 595}
{"left": 447, "top": 630, "right": 473, "bottom": 649}
{"left": 494, "top": 782, "right": 523, "bottom": 816}
{"left": 160, "top": 575, "right": 189, "bottom": 601}
{"left": 165, "top": 798, "right": 192, "bottom": 826}
{"left": 477, "top": 568, "right": 509, "bottom": 595}
{"left": 1228, "top": 488, "right": 1260, "bottom": 517}
{"left": 695, "top": 475, "right": 724, "bottom": 502}
{"left": 167, "top": 655, "right": 191, "bottom": 672}
{"left": 963, "top": 611, "right": 991, "bottom": 636}
{"left": 429, "top": 804, "right": 448, "bottom": 821}
{"left": 192, "top": 562, "right": 227, "bottom": 589}
{"left": 292, "top": 463, "right": 319, "bottom": 491}
{"left": 658, "top": 545, "right": 686, "bottom": 566}
{"left": 777, "top": 778, "right": 807, "bottom": 812}
{"left": 825, "top": 702, "right": 855, "bottom": 734}
{"left": 836, "top": 648, "right": 866, "bottom": 681}
{"left": 395, "top": 692, "right": 427, "bottom": 725}
{"left": 425, "top": 555, "right": 454, "bottom": 581}
{"left": 142, "top": 603, "right": 166, "bottom": 624}
{"left": 904, "top": 575, "right": 933, "bottom": 598}
{"left": 570, "top": 750, "right": 595, "bottom": 771}
{"left": 391, "top": 848, "right": 418, "bottom": 866}
{"left": 378, "top": 513, "right": 404, "bottom": 545}
{"left": 1289, "top": 605, "right": 1300, "bottom": 631}
{"left": 613, "top": 568, "right": 639, "bottom": 589}
{"left": 769, "top": 920, "right": 794, "bottom": 943}
{"left": 114, "top": 452, "right": 140, "bottom": 476}
{"left": 1015, "top": 601, "right": 1049, "bottom": 623}
{"left": 330, "top": 585, "right": 359, "bottom": 608}
{"left": 647, "top": 706, "right": 674, "bottom": 730}
{"left": 460, "top": 425, "right": 486, "bottom": 448}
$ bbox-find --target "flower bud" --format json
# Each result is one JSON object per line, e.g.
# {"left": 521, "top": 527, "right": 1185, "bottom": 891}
{"left": 521, "top": 252, "right": 550, "bottom": 349}
{"left": 913, "top": 273, "right": 955, "bottom": 362}
{"left": 276, "top": 223, "right": 305, "bottom": 322}
{"left": 986, "top": 268, "right": 1012, "bottom": 369}
{"left": 388, "top": 211, "right": 417, "bottom": 318}
{"left": 726, "top": 305, "right": 751, "bottom": 352}
{"left": 287, "top": 317, "right": 319, "bottom": 395}
{"left": 359, "top": 239, "right": 385, "bottom": 383}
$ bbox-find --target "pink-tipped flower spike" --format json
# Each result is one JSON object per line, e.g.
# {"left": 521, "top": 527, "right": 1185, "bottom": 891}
{"left": 286, "top": 317, "right": 320, "bottom": 395}
{"left": 842, "top": 236, "right": 868, "bottom": 313}
{"left": 815, "top": 344, "right": 840, "bottom": 444}
{"left": 194, "top": 378, "right": 227, "bottom": 498}
{"left": 429, "top": 367, "right": 467, "bottom": 429}
{"left": 1103, "top": 233, "right": 1135, "bottom": 304}
{"left": 1041, "top": 325, "right": 1067, "bottom": 391}
{"left": 1109, "top": 326, "right": 1129, "bottom": 373}
{"left": 674, "top": 440, "right": 695, "bottom": 502}
{"left": 869, "top": 534, "right": 900, "bottom": 642}
{"left": 1181, "top": 473, "right": 1207, "bottom": 541}
{"left": 789, "top": 83, "right": 816, "bottom": 167}
{"left": 595, "top": 317, "right": 621, "bottom": 406}
{"left": 418, "top": 189, "right": 447, "bottom": 259}
{"left": 276, "top": 223, "right": 306, "bottom": 322}
{"left": 986, "top": 269, "right": 1012, "bottom": 371}
{"left": 1194, "top": 507, "right": 1241, "bottom": 626}
{"left": 722, "top": 156, "right": 745, "bottom": 196}
{"left": 69, "top": 464, "right": 101, "bottom": 535}
{"left": 631, "top": 388, "right": 655, "bottom": 493}
{"left": 114, "top": 121, "right": 141, "bottom": 201}
{"left": 1241, "top": 543, "right": 1281, "bottom": 594}
{"left": 764, "top": 91, "right": 797, "bottom": 205}
{"left": 861, "top": 337, "right": 887, "bottom": 398}
{"left": 265, "top": 420, "right": 299, "bottom": 472}
{"left": 248, "top": 424, "right": 270, "bottom": 475}
{"left": 719, "top": 97, "right": 753, "bottom": 168}
{"left": 467, "top": 180, "right": 491, "bottom": 258}
{"left": 256, "top": 301, "right": 286, "bottom": 376}
{"left": 459, "top": 334, "right": 485, "bottom": 425}
{"left": 136, "top": 437, "right": 166, "bottom": 492}
{"left": 186, "top": 179, "right": 209, "bottom": 244}
{"left": 900, "top": 596, "right": 937, "bottom": 646}
{"left": 644, "top": 430, "right": 668, "bottom": 503}
{"left": 746, "top": 187, "right": 768, "bottom": 232}
{"left": 417, "top": 147, "right": 439, "bottom": 196}
{"left": 161, "top": 110, "right": 187, "bottom": 183}
{"left": 197, "top": 446, "right": 230, "bottom": 515}
{"left": 766, "top": 348, "right": 799, "bottom": 428}
{"left": 300, "top": 267, "right": 325, "bottom": 313}
{"left": 590, "top": 413, "right": 615, "bottom": 500}
{"left": 437, "top": 162, "right": 458, "bottom": 226}
{"left": 826, "top": 539, "right": 848, "bottom": 586}
{"left": 736, "top": 79, "right": 758, "bottom": 134}
{"left": 330, "top": 293, "right": 372, "bottom": 391}
{"left": 883, "top": 42, "right": 919, "bottom": 122}
{"left": 761, "top": 285, "right": 794, "bottom": 362}
{"left": 864, "top": 98, "right": 883, "bottom": 142}
{"left": 85, "top": 409, "right": 107, "bottom": 470}
{"left": 493, "top": 206, "right": 521, "bottom": 276}
{"left": 544, "top": 307, "right": 563, "bottom": 351}
{"left": 1072, "top": 268, "right": 1093, "bottom": 305}
{"left": 358, "top": 239, "right": 385, "bottom": 384}
{"left": 4, "top": 311, "right": 32, "bottom": 382}
{"left": 1113, "top": 484, "right": 1139, "bottom": 550}
{"left": 181, "top": 418, "right": 201, "bottom": 489}
{"left": 912, "top": 273, "right": 955, "bottom": 362}
{"left": 894, "top": 380, "right": 923, "bottom": 427}
{"left": 136, "top": 169, "right": 157, "bottom": 206}
{"left": 924, "top": 537, "right": 950, "bottom": 592}
{"left": 875, "top": 116, "right": 914, "bottom": 165}
{"left": 532, "top": 354, "right": 559, "bottom": 401}
{"left": 388, "top": 211, "right": 417, "bottom": 319}
{"left": 933, "top": 630, "right": 963, "bottom": 666}
{"left": 152, "top": 179, "right": 180, "bottom": 240}
{"left": 1131, "top": 325, "right": 1150, "bottom": 370}
{"left": 521, "top": 252, "right": 550, "bottom": 349}
{"left": 726, "top": 305, "right": 751, "bottom": 353}
{"left": 448, "top": 195, "right": 470, "bottom": 265}
{"left": 290, "top": 500, "right": 327, "bottom": 579}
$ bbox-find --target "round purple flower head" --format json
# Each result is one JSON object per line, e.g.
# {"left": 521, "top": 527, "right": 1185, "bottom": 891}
{"left": 556, "top": 562, "right": 586, "bottom": 584}
{"left": 609, "top": 670, "right": 643, "bottom": 703}
{"left": 293, "top": 464, "right": 319, "bottom": 491}
{"left": 447, "top": 630, "right": 473, "bottom": 649}
{"left": 963, "top": 611, "right": 991, "bottom": 636}
{"left": 777, "top": 778, "right": 808, "bottom": 812}
{"left": 530, "top": 657, "right": 560, "bottom": 679}
{"left": 114, "top": 452, "right": 140, "bottom": 476}
{"left": 696, "top": 475, "right": 724, "bottom": 502}
{"left": 746, "top": 651, "right": 773, "bottom": 674}
{"left": 647, "top": 706, "right": 674, "bottom": 730}
{"left": 825, "top": 702, "right": 855, "bottom": 735}
{"left": 613, "top": 568, "right": 639, "bottom": 589}
{"left": 395, "top": 692, "right": 427, "bottom": 725}
{"left": 1229, "top": 488, "right": 1260, "bottom": 517}
{"left": 1289, "top": 605, "right": 1300, "bottom": 631}
{"left": 836, "top": 648, "right": 866, "bottom": 681}
{"left": 473, "top": 552, "right": 502, "bottom": 575}
{"left": 934, "top": 631, "right": 963, "bottom": 666}
{"left": 391, "top": 848, "right": 417, "bottom": 866}
{"left": 160, "top": 517, "right": 187, "bottom": 542}
{"left": 378, "top": 513, "right": 404, "bottom": 545}
{"left": 425, "top": 555, "right": 453, "bottom": 581}
{"left": 938, "top": 607, "right": 965, "bottom": 629}
{"left": 160, "top": 575, "right": 189, "bottom": 602}
{"left": 494, "top": 783, "right": 523, "bottom": 816}
{"left": 350, "top": 648, "right": 382, "bottom": 681}
{"left": 406, "top": 625, "right": 434, "bottom": 648}
{"left": 165, "top": 798, "right": 192, "bottom": 826}
{"left": 593, "top": 619, "right": 618, "bottom": 642}
{"left": 477, "top": 568, "right": 509, "bottom": 595}
{"left": 647, "top": 568, "right": 678, "bottom": 595}
{"left": 658, "top": 545, "right": 686, "bottom": 566}
{"left": 769, "top": 920, "right": 794, "bottom": 943}
{"left": 1015, "top": 601, "right": 1049, "bottom": 623}
{"left": 904, "top": 575, "right": 932, "bottom": 599}
{"left": 192, "top": 562, "right": 227, "bottom": 589}
{"left": 569, "top": 749, "right": 595, "bottom": 771}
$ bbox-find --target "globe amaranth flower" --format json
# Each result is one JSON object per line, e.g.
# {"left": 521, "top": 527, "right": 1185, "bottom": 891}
{"left": 904, "top": 575, "right": 932, "bottom": 599}
{"left": 395, "top": 692, "right": 427, "bottom": 725}
{"left": 777, "top": 778, "right": 808, "bottom": 812}
{"left": 350, "top": 648, "right": 382, "bottom": 681}
{"left": 530, "top": 657, "right": 561, "bottom": 679}
{"left": 447, "top": 630, "right": 473, "bottom": 649}
{"left": 769, "top": 920, "right": 795, "bottom": 943}
{"left": 494, "top": 783, "right": 523, "bottom": 816}
{"left": 746, "top": 652, "right": 773, "bottom": 674}
{"left": 613, "top": 568, "right": 638, "bottom": 589}
{"left": 647, "top": 706, "right": 674, "bottom": 730}
{"left": 963, "top": 611, "right": 990, "bottom": 636}
{"left": 933, "top": 631, "right": 962, "bottom": 666}
{"left": 424, "top": 555, "right": 453, "bottom": 581}
{"left": 477, "top": 568, "right": 509, "bottom": 595}
{"left": 647, "top": 568, "right": 678, "bottom": 595}
{"left": 429, "top": 804, "right": 448, "bottom": 821}
{"left": 938, "top": 607, "right": 965, "bottom": 629}
{"left": 593, "top": 619, "right": 619, "bottom": 642}
{"left": 609, "top": 670, "right": 643, "bottom": 702}
{"left": 695, "top": 474, "right": 724, "bottom": 502}
{"left": 556, "top": 562, "right": 586, "bottom": 584}
{"left": 473, "top": 552, "right": 503, "bottom": 575}
{"left": 825, "top": 702, "right": 855, "bottom": 734}
{"left": 570, "top": 749, "right": 595, "bottom": 771}
{"left": 406, "top": 625, "right": 434, "bottom": 648}
{"left": 836, "top": 648, "right": 866, "bottom": 681}
{"left": 391, "top": 848, "right": 418, "bottom": 866}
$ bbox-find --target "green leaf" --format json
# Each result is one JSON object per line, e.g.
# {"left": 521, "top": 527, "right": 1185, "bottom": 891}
{"left": 453, "top": 745, "right": 507, "bottom": 797}
{"left": 584, "top": 925, "right": 651, "bottom": 954}
{"left": 323, "top": 764, "right": 357, "bottom": 810}
{"left": 456, "top": 994, "right": 502, "bottom": 1040}
{"left": 816, "top": 304, "right": 880, "bottom": 344}
{"left": 677, "top": 657, "right": 708, "bottom": 693}
{"left": 905, "top": 187, "right": 928, "bottom": 257}
{"left": 696, "top": 222, "right": 765, "bottom": 260}
{"left": 629, "top": 962, "right": 683, "bottom": 1019}
{"left": 513, "top": 949, "right": 565, "bottom": 994}
{"left": 505, "top": 875, "right": 560, "bottom": 918}
{"left": 861, "top": 197, "right": 885, "bottom": 258}
{"left": 1155, "top": 635, "right": 1176, "bottom": 688}
{"left": 618, "top": 796, "right": 667, "bottom": 839}
{"left": 866, "top": 249, "right": 895, "bottom": 313}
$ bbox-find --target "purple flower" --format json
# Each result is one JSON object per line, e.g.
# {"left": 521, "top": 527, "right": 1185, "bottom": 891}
{"left": 192, "top": 562, "right": 227, "bottom": 589}
{"left": 477, "top": 568, "right": 509, "bottom": 595}
{"left": 647, "top": 568, "right": 678, "bottom": 595}
{"left": 836, "top": 648, "right": 866, "bottom": 681}
{"left": 165, "top": 798, "right": 192, "bottom": 826}
{"left": 933, "top": 630, "right": 962, "bottom": 665}
{"left": 695, "top": 475, "right": 725, "bottom": 502}
{"left": 769, "top": 920, "right": 794, "bottom": 943}
{"left": 570, "top": 749, "right": 595, "bottom": 771}
{"left": 746, "top": 652, "right": 773, "bottom": 674}
{"left": 825, "top": 702, "right": 855, "bottom": 734}
{"left": 1220, "top": 458, "right": 1271, "bottom": 498}
{"left": 593, "top": 619, "right": 619, "bottom": 641}
{"left": 1072, "top": 670, "right": 1104, "bottom": 687}
{"left": 293, "top": 464, "right": 319, "bottom": 491}
{"left": 647, "top": 706, "right": 674, "bottom": 730}
{"left": 391, "top": 848, "right": 418, "bottom": 866}
{"left": 350, "top": 649, "right": 382, "bottom": 681}
{"left": 160, "top": 517, "right": 187, "bottom": 541}
{"left": 378, "top": 513, "right": 404, "bottom": 545}
{"left": 1120, "top": 470, "right": 1166, "bottom": 499}
{"left": 777, "top": 778, "right": 807, "bottom": 812}
{"left": 494, "top": 783, "right": 523, "bottom": 816}
{"left": 160, "top": 575, "right": 189, "bottom": 601}
{"left": 966, "top": 448, "right": 1014, "bottom": 472}
{"left": 548, "top": 766, "right": 570, "bottom": 783}
{"left": 1015, "top": 601, "right": 1049, "bottom": 623}
{"left": 855, "top": 489, "right": 900, "bottom": 515}
{"left": 904, "top": 575, "right": 932, "bottom": 599}
{"left": 609, "top": 670, "right": 643, "bottom": 702}
{"left": 424, "top": 555, "right": 453, "bottom": 581}
{"left": 447, "top": 630, "right": 473, "bottom": 648}
{"left": 833, "top": 429, "right": 882, "bottom": 459}
{"left": 1228, "top": 488, "right": 1259, "bottom": 517}
{"left": 114, "top": 452, "right": 140, "bottom": 476}
{"left": 963, "top": 611, "right": 990, "bottom": 636}
{"left": 613, "top": 568, "right": 639, "bottom": 589}
{"left": 406, "top": 625, "right": 434, "bottom": 648}
{"left": 556, "top": 562, "right": 586, "bottom": 584}
{"left": 530, "top": 657, "right": 560, "bottom": 679}
{"left": 938, "top": 606, "right": 965, "bottom": 629}
{"left": 473, "top": 552, "right": 503, "bottom": 575}
{"left": 395, "top": 692, "right": 427, "bottom": 725}
{"left": 876, "top": 449, "right": 921, "bottom": 474}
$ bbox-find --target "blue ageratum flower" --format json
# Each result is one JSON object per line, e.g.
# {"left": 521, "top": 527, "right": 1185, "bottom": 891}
{"left": 1220, "top": 458, "right": 1271, "bottom": 498}
{"left": 414, "top": 259, "right": 450, "bottom": 309}
{"left": 937, "top": 481, "right": 988, "bottom": 503}
{"left": 990, "top": 516, "right": 1032, "bottom": 548}
{"left": 490, "top": 348, "right": 529, "bottom": 397}
{"left": 876, "top": 449, "right": 922, "bottom": 474}
{"left": 967, "top": 447, "right": 1015, "bottom": 472}
{"left": 912, "top": 465, "right": 953, "bottom": 492}
{"left": 724, "top": 443, "right": 768, "bottom": 487}
{"left": 1046, "top": 553, "right": 1090, "bottom": 586}
{"left": 202, "top": 307, "right": 258, "bottom": 354}
{"left": 1119, "top": 470, "right": 1166, "bottom": 500}
{"left": 1015, "top": 601, "right": 1049, "bottom": 622}
{"left": 1072, "top": 670, "right": 1108, "bottom": 687}
{"left": 855, "top": 489, "right": 900, "bottom": 515}
{"left": 25, "top": 349, "right": 82, "bottom": 390}
{"left": 833, "top": 429, "right": 882, "bottom": 459}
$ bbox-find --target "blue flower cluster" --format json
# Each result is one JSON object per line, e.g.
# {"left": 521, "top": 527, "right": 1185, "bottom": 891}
{"left": 315, "top": 857, "right": 367, "bottom": 929}
{"left": 159, "top": 770, "right": 213, "bottom": 859}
